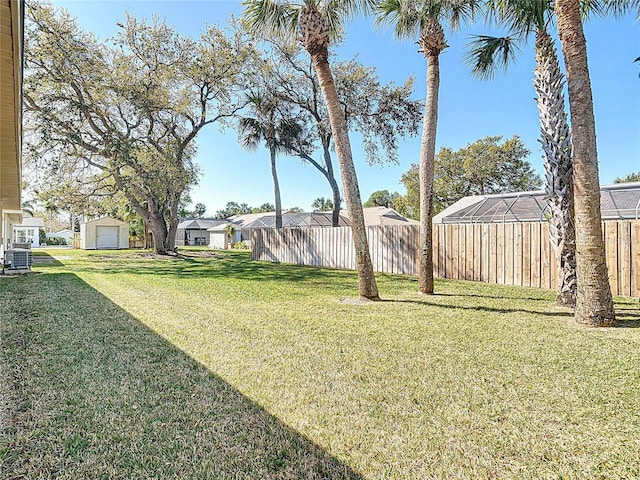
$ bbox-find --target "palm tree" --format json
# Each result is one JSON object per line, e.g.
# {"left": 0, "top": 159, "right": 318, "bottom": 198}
{"left": 554, "top": 0, "right": 614, "bottom": 326}
{"left": 238, "top": 92, "right": 300, "bottom": 229}
{"left": 21, "top": 200, "right": 35, "bottom": 217}
{"left": 243, "top": 0, "right": 380, "bottom": 301}
{"left": 311, "top": 196, "right": 334, "bottom": 211}
{"left": 465, "top": 0, "right": 577, "bottom": 308}
{"left": 377, "top": 0, "right": 479, "bottom": 295}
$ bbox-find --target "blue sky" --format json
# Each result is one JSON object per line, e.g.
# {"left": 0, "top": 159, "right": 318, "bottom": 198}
{"left": 54, "top": 0, "right": 639, "bottom": 215}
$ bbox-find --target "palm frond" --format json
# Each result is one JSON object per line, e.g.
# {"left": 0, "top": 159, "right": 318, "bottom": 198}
{"left": 580, "top": 0, "right": 639, "bottom": 20}
{"left": 377, "top": 0, "right": 480, "bottom": 38}
{"left": 464, "top": 34, "right": 521, "bottom": 80}
{"left": 485, "top": 0, "right": 551, "bottom": 37}
{"left": 317, "top": 0, "right": 375, "bottom": 39}
{"left": 376, "top": 0, "right": 422, "bottom": 39}
{"left": 242, "top": 0, "right": 299, "bottom": 39}
{"left": 446, "top": 0, "right": 482, "bottom": 31}
{"left": 238, "top": 117, "right": 264, "bottom": 152}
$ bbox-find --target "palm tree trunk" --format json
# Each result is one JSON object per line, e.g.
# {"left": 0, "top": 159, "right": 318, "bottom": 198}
{"left": 311, "top": 50, "right": 380, "bottom": 301}
{"left": 554, "top": 0, "right": 614, "bottom": 326}
{"left": 418, "top": 52, "right": 440, "bottom": 294}
{"left": 534, "top": 29, "right": 577, "bottom": 308}
{"left": 271, "top": 146, "right": 283, "bottom": 229}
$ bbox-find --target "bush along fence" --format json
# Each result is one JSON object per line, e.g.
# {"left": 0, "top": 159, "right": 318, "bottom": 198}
{"left": 250, "top": 220, "right": 640, "bottom": 297}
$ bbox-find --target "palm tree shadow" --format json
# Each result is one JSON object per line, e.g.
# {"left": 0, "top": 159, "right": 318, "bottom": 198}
{"left": 2, "top": 272, "right": 364, "bottom": 479}
{"left": 613, "top": 308, "right": 640, "bottom": 328}
{"left": 383, "top": 297, "right": 573, "bottom": 318}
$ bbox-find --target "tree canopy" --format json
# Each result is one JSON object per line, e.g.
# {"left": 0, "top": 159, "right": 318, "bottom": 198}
{"left": 399, "top": 135, "right": 542, "bottom": 215}
{"left": 363, "top": 190, "right": 400, "bottom": 208}
{"left": 614, "top": 171, "right": 640, "bottom": 183}
{"left": 23, "top": 2, "right": 255, "bottom": 253}
{"left": 248, "top": 37, "right": 421, "bottom": 226}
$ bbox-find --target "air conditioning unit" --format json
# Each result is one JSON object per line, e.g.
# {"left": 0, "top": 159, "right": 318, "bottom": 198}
{"left": 4, "top": 249, "right": 33, "bottom": 270}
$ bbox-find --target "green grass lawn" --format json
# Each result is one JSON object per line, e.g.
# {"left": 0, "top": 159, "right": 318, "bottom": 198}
{"left": 1, "top": 248, "right": 639, "bottom": 479}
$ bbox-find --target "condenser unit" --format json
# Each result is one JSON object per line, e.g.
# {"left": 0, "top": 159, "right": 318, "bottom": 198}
{"left": 3, "top": 249, "right": 33, "bottom": 270}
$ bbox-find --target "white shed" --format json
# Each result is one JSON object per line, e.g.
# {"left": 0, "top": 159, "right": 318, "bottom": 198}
{"left": 80, "top": 217, "right": 129, "bottom": 250}
{"left": 208, "top": 223, "right": 241, "bottom": 249}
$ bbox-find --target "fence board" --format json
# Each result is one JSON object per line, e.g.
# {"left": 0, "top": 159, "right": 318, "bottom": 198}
{"left": 438, "top": 224, "right": 446, "bottom": 278}
{"left": 452, "top": 225, "right": 460, "bottom": 280}
{"left": 530, "top": 224, "right": 541, "bottom": 288}
{"left": 251, "top": 220, "right": 640, "bottom": 297}
{"left": 522, "top": 223, "right": 531, "bottom": 287}
{"left": 472, "top": 224, "right": 481, "bottom": 281}
{"left": 480, "top": 224, "right": 489, "bottom": 282}
{"left": 619, "top": 222, "right": 631, "bottom": 296}
{"left": 633, "top": 222, "right": 640, "bottom": 297}
{"left": 504, "top": 223, "right": 514, "bottom": 285}
{"left": 606, "top": 222, "right": 619, "bottom": 296}
{"left": 488, "top": 224, "right": 497, "bottom": 284}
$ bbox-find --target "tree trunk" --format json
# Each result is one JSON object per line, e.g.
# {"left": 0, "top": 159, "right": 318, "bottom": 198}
{"left": 271, "top": 146, "right": 283, "bottom": 229}
{"left": 143, "top": 222, "right": 150, "bottom": 249}
{"left": 418, "top": 52, "right": 440, "bottom": 295}
{"left": 534, "top": 29, "right": 577, "bottom": 308}
{"left": 165, "top": 194, "right": 179, "bottom": 252}
{"left": 311, "top": 49, "right": 380, "bottom": 301}
{"left": 298, "top": 148, "right": 342, "bottom": 227}
{"left": 139, "top": 198, "right": 169, "bottom": 255}
{"left": 148, "top": 216, "right": 168, "bottom": 255}
{"left": 323, "top": 140, "right": 342, "bottom": 227}
{"left": 554, "top": 0, "right": 614, "bottom": 326}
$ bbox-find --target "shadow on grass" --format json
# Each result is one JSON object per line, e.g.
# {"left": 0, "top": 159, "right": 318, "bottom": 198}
{"left": 0, "top": 272, "right": 363, "bottom": 479}
{"left": 59, "top": 250, "right": 360, "bottom": 289}
{"left": 383, "top": 298, "right": 573, "bottom": 318}
{"left": 613, "top": 308, "right": 640, "bottom": 328}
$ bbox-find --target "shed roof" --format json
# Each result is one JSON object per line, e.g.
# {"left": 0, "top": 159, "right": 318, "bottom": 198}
{"left": 15, "top": 217, "right": 45, "bottom": 228}
{"left": 434, "top": 182, "right": 640, "bottom": 224}
{"left": 83, "top": 216, "right": 129, "bottom": 226}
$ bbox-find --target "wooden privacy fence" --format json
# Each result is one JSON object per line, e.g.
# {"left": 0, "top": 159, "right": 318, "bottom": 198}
{"left": 433, "top": 220, "right": 640, "bottom": 297}
{"left": 251, "top": 225, "right": 419, "bottom": 275}
{"left": 251, "top": 220, "right": 640, "bottom": 297}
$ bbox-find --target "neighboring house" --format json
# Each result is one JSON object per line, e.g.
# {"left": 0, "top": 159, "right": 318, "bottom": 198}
{"left": 243, "top": 211, "right": 350, "bottom": 229}
{"left": 227, "top": 211, "right": 275, "bottom": 228}
{"left": 236, "top": 208, "right": 415, "bottom": 249}
{"left": 13, "top": 217, "right": 45, "bottom": 247}
{"left": 46, "top": 228, "right": 74, "bottom": 244}
{"left": 240, "top": 208, "right": 414, "bottom": 233}
{"left": 356, "top": 207, "right": 420, "bottom": 227}
{"left": 0, "top": 0, "right": 24, "bottom": 259}
{"left": 433, "top": 182, "right": 640, "bottom": 224}
{"left": 225, "top": 211, "right": 277, "bottom": 244}
{"left": 175, "top": 218, "right": 228, "bottom": 247}
{"left": 80, "top": 217, "right": 129, "bottom": 250}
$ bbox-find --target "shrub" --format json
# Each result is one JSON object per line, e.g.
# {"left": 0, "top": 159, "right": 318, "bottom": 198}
{"left": 46, "top": 237, "right": 69, "bottom": 245}
{"left": 232, "top": 241, "right": 249, "bottom": 250}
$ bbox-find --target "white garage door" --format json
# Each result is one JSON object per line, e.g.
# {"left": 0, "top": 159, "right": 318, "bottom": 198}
{"left": 96, "top": 226, "right": 119, "bottom": 249}
{"left": 210, "top": 232, "right": 227, "bottom": 249}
